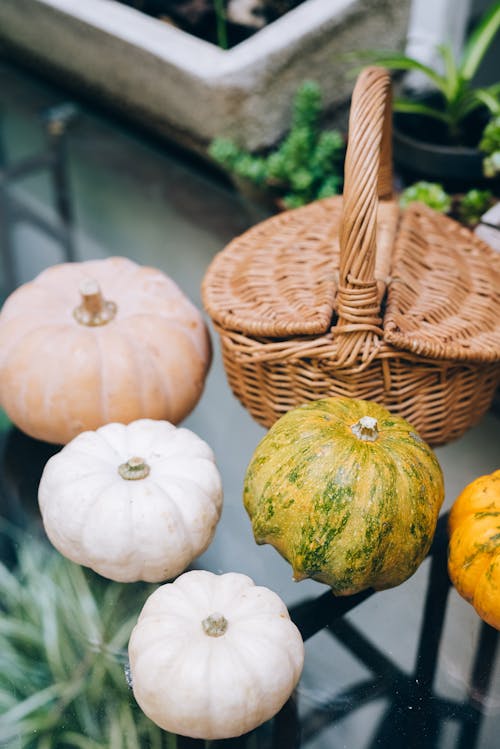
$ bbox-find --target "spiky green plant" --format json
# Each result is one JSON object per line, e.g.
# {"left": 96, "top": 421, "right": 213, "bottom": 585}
{"left": 0, "top": 530, "right": 176, "bottom": 749}
{"left": 209, "top": 81, "right": 344, "bottom": 209}
{"left": 355, "top": 2, "right": 500, "bottom": 144}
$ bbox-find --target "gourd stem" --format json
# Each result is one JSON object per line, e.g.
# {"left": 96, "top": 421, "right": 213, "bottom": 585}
{"left": 351, "top": 416, "right": 379, "bottom": 442}
{"left": 118, "top": 457, "right": 150, "bottom": 480}
{"left": 201, "top": 612, "right": 228, "bottom": 637}
{"left": 73, "top": 279, "right": 117, "bottom": 326}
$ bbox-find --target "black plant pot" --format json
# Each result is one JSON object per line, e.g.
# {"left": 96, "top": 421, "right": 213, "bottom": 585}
{"left": 393, "top": 126, "right": 487, "bottom": 191}
{"left": 392, "top": 99, "right": 497, "bottom": 193}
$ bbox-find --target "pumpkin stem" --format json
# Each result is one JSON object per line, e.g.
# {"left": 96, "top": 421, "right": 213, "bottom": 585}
{"left": 351, "top": 416, "right": 379, "bottom": 442}
{"left": 118, "top": 457, "right": 151, "bottom": 480}
{"left": 74, "top": 279, "right": 117, "bottom": 326}
{"left": 201, "top": 612, "right": 228, "bottom": 637}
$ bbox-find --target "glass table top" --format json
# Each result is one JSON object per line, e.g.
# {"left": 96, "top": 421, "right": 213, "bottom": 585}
{"left": 0, "top": 57, "right": 499, "bottom": 749}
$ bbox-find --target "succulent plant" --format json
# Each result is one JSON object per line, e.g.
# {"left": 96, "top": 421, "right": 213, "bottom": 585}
{"left": 209, "top": 81, "right": 344, "bottom": 209}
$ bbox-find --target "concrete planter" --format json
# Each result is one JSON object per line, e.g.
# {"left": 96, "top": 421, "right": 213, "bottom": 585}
{"left": 0, "top": 0, "right": 410, "bottom": 153}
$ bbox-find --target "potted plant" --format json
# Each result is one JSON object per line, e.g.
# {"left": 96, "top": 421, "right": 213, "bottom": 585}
{"left": 0, "top": 531, "right": 172, "bottom": 747}
{"left": 357, "top": 2, "right": 500, "bottom": 190}
{"left": 209, "top": 80, "right": 345, "bottom": 210}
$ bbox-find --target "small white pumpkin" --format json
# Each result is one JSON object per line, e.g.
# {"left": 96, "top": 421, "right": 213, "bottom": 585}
{"left": 38, "top": 419, "right": 223, "bottom": 582}
{"left": 128, "top": 570, "right": 304, "bottom": 740}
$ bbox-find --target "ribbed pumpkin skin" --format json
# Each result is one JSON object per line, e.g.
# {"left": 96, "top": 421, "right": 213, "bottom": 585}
{"left": 129, "top": 570, "right": 304, "bottom": 739}
{"left": 244, "top": 398, "right": 444, "bottom": 595}
{"left": 448, "top": 470, "right": 500, "bottom": 630}
{"left": 0, "top": 257, "right": 211, "bottom": 444}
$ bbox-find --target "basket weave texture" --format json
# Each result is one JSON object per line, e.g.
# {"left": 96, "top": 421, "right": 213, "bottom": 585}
{"left": 202, "top": 68, "right": 500, "bottom": 446}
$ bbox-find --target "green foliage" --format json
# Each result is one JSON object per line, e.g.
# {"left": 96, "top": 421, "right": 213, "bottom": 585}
{"left": 355, "top": 2, "right": 500, "bottom": 144}
{"left": 0, "top": 530, "right": 174, "bottom": 749}
{"left": 213, "top": 0, "right": 228, "bottom": 49}
{"left": 399, "top": 182, "right": 494, "bottom": 227}
{"left": 480, "top": 114, "right": 500, "bottom": 177}
{"left": 399, "top": 181, "right": 452, "bottom": 213}
{"left": 209, "top": 81, "right": 345, "bottom": 208}
{"left": 457, "top": 189, "right": 494, "bottom": 226}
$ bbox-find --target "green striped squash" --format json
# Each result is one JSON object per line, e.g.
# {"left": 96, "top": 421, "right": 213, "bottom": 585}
{"left": 244, "top": 397, "right": 444, "bottom": 595}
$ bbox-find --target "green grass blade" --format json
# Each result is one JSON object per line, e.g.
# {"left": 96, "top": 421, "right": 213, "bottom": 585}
{"left": 60, "top": 733, "right": 107, "bottom": 749}
{"left": 473, "top": 88, "right": 500, "bottom": 115}
{"left": 393, "top": 99, "right": 450, "bottom": 124}
{"left": 348, "top": 50, "right": 447, "bottom": 92}
{"left": 460, "top": 2, "right": 500, "bottom": 80}
{"left": 120, "top": 703, "right": 141, "bottom": 749}
{"left": 213, "top": 0, "right": 228, "bottom": 50}
{"left": 437, "top": 43, "right": 461, "bottom": 102}
{"left": 0, "top": 560, "right": 23, "bottom": 605}
{"left": 36, "top": 736, "right": 53, "bottom": 749}
{"left": 0, "top": 683, "right": 63, "bottom": 728}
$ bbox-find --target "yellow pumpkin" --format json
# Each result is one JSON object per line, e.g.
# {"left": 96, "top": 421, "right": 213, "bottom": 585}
{"left": 0, "top": 257, "right": 211, "bottom": 443}
{"left": 448, "top": 470, "right": 500, "bottom": 630}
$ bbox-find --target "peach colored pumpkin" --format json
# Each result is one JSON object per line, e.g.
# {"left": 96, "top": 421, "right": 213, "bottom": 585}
{"left": 0, "top": 257, "right": 211, "bottom": 444}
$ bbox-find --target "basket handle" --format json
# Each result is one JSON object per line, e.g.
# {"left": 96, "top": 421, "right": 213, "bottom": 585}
{"left": 335, "top": 67, "right": 393, "bottom": 366}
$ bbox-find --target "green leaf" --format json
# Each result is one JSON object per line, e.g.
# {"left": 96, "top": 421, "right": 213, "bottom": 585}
{"left": 282, "top": 194, "right": 308, "bottom": 209}
{"left": 480, "top": 114, "right": 500, "bottom": 153}
{"left": 60, "top": 733, "right": 106, "bottom": 749}
{"left": 291, "top": 81, "right": 322, "bottom": 131}
{"left": 393, "top": 99, "right": 451, "bottom": 125}
{"left": 457, "top": 189, "right": 493, "bottom": 226}
{"left": 350, "top": 50, "right": 447, "bottom": 91}
{"left": 483, "top": 151, "right": 500, "bottom": 177}
{"left": 316, "top": 176, "right": 342, "bottom": 199}
{"left": 437, "top": 43, "right": 460, "bottom": 102}
{"left": 208, "top": 138, "right": 243, "bottom": 169}
{"left": 0, "top": 682, "right": 63, "bottom": 727}
{"left": 460, "top": 1, "right": 500, "bottom": 81}
{"left": 473, "top": 89, "right": 500, "bottom": 115}
{"left": 0, "top": 532, "right": 164, "bottom": 747}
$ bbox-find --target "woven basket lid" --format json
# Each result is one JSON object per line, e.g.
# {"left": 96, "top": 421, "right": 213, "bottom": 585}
{"left": 384, "top": 202, "right": 500, "bottom": 362}
{"left": 203, "top": 196, "right": 500, "bottom": 363}
{"left": 203, "top": 68, "right": 500, "bottom": 365}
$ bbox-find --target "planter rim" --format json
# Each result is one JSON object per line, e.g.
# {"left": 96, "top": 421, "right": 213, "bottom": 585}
{"left": 393, "top": 126, "right": 481, "bottom": 158}
{"left": 0, "top": 0, "right": 411, "bottom": 151}
{"left": 37, "top": 0, "right": 359, "bottom": 79}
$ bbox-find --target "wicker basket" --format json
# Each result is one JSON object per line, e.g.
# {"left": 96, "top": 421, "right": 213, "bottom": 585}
{"left": 202, "top": 68, "right": 500, "bottom": 446}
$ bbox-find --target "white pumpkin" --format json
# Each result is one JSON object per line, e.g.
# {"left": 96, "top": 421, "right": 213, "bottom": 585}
{"left": 128, "top": 569, "right": 304, "bottom": 740}
{"left": 38, "top": 419, "right": 223, "bottom": 582}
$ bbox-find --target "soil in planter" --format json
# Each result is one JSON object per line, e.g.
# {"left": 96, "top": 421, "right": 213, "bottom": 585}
{"left": 119, "top": 0, "right": 304, "bottom": 48}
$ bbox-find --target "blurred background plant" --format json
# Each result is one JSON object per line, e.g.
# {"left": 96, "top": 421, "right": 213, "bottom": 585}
{"left": 0, "top": 528, "right": 174, "bottom": 749}
{"left": 400, "top": 180, "right": 495, "bottom": 226}
{"left": 209, "top": 80, "right": 345, "bottom": 209}
{"left": 120, "top": 0, "right": 304, "bottom": 48}
{"left": 481, "top": 112, "right": 500, "bottom": 177}
{"left": 399, "top": 181, "right": 452, "bottom": 213}
{"left": 354, "top": 2, "right": 500, "bottom": 147}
